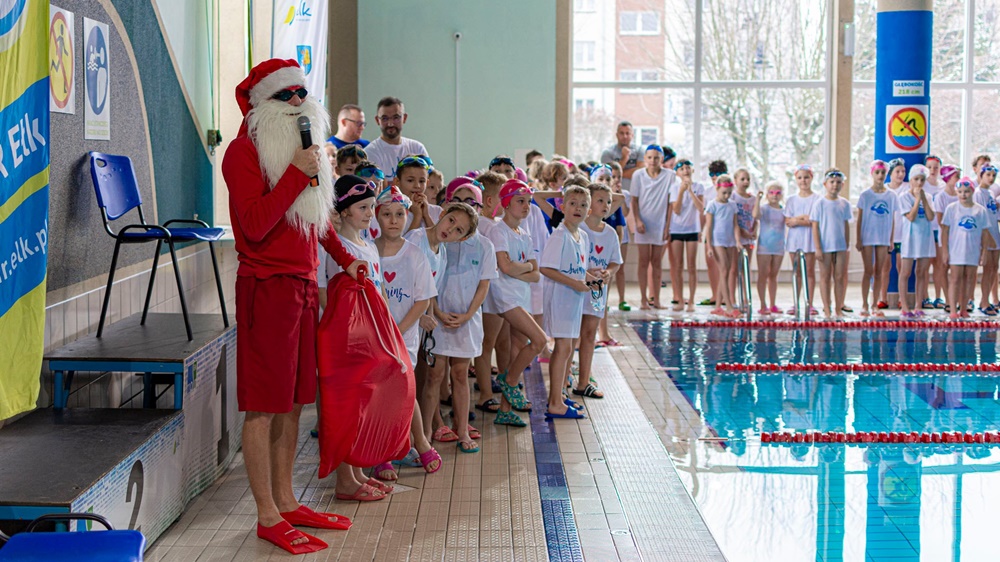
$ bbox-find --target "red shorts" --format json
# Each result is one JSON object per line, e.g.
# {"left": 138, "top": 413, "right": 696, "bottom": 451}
{"left": 235, "top": 275, "right": 319, "bottom": 413}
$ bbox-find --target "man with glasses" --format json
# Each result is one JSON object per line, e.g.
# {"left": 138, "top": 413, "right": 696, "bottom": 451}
{"left": 327, "top": 103, "right": 369, "bottom": 149}
{"left": 365, "top": 96, "right": 429, "bottom": 181}
{"left": 601, "top": 121, "right": 641, "bottom": 190}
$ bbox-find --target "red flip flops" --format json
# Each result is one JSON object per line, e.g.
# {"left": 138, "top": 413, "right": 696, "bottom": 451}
{"left": 257, "top": 520, "right": 328, "bottom": 554}
{"left": 278, "top": 505, "right": 352, "bottom": 531}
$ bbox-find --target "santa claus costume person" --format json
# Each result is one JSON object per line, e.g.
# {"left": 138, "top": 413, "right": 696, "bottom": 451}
{"left": 223, "top": 59, "right": 362, "bottom": 555}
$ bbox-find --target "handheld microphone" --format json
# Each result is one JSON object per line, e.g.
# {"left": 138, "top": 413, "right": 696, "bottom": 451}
{"left": 296, "top": 116, "right": 319, "bottom": 187}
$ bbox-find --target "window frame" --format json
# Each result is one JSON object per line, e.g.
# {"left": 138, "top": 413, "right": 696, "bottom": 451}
{"left": 619, "top": 10, "right": 660, "bottom": 36}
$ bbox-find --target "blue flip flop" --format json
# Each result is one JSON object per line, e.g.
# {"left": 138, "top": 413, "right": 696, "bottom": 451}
{"left": 391, "top": 447, "right": 423, "bottom": 468}
{"left": 545, "top": 408, "right": 586, "bottom": 420}
{"left": 564, "top": 398, "right": 584, "bottom": 411}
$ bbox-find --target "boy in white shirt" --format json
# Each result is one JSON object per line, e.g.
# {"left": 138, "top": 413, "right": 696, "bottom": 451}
{"left": 541, "top": 186, "right": 596, "bottom": 420}
{"left": 809, "top": 169, "right": 853, "bottom": 318}
{"left": 576, "top": 183, "right": 623, "bottom": 400}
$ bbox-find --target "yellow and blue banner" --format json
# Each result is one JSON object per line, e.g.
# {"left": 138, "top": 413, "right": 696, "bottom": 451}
{"left": 0, "top": 0, "right": 50, "bottom": 419}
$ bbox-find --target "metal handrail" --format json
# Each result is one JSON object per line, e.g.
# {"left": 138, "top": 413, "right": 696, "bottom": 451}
{"left": 737, "top": 248, "right": 753, "bottom": 320}
{"left": 792, "top": 250, "right": 810, "bottom": 321}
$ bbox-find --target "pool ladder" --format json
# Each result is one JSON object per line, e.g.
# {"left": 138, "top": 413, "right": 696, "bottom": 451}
{"left": 736, "top": 248, "right": 753, "bottom": 321}
{"left": 790, "top": 250, "right": 810, "bottom": 322}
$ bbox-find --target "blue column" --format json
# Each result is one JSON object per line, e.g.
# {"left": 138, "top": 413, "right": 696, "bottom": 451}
{"left": 874, "top": 1, "right": 933, "bottom": 173}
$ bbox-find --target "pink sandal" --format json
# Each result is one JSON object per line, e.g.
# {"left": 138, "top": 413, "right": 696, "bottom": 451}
{"left": 373, "top": 462, "right": 397, "bottom": 481}
{"left": 419, "top": 448, "right": 443, "bottom": 474}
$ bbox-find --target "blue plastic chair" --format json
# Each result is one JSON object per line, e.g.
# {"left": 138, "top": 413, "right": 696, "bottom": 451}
{"left": 0, "top": 513, "right": 145, "bottom": 561}
{"left": 89, "top": 152, "right": 228, "bottom": 340}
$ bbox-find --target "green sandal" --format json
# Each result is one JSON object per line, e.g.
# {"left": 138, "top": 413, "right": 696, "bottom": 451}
{"left": 494, "top": 410, "right": 527, "bottom": 427}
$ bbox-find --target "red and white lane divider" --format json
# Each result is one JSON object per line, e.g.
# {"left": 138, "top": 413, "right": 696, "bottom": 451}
{"left": 716, "top": 362, "right": 1000, "bottom": 373}
{"left": 760, "top": 430, "right": 1000, "bottom": 445}
{"left": 667, "top": 319, "right": 998, "bottom": 330}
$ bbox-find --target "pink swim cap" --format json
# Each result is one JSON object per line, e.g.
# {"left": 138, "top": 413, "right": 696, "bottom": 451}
{"left": 515, "top": 167, "right": 528, "bottom": 182}
{"left": 445, "top": 177, "right": 483, "bottom": 207}
{"left": 941, "top": 165, "right": 960, "bottom": 181}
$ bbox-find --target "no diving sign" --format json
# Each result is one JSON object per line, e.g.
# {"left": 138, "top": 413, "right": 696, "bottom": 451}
{"left": 885, "top": 104, "right": 928, "bottom": 154}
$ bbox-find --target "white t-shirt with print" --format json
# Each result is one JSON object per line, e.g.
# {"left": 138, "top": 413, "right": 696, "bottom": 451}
{"left": 403, "top": 227, "right": 447, "bottom": 293}
{"left": 941, "top": 201, "right": 990, "bottom": 266}
{"left": 319, "top": 234, "right": 383, "bottom": 291}
{"left": 485, "top": 219, "right": 534, "bottom": 314}
{"left": 857, "top": 188, "right": 898, "bottom": 247}
{"left": 897, "top": 192, "right": 936, "bottom": 259}
{"left": 434, "top": 233, "right": 498, "bottom": 358}
{"left": 364, "top": 136, "right": 429, "bottom": 180}
{"left": 809, "top": 196, "right": 853, "bottom": 253}
{"left": 580, "top": 221, "right": 623, "bottom": 318}
{"left": 757, "top": 204, "right": 785, "bottom": 256}
{"left": 973, "top": 187, "right": 1000, "bottom": 246}
{"left": 732, "top": 192, "right": 756, "bottom": 245}
{"left": 541, "top": 225, "right": 590, "bottom": 338}
{"left": 381, "top": 240, "right": 436, "bottom": 366}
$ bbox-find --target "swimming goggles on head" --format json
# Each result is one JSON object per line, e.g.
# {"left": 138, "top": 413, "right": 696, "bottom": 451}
{"left": 490, "top": 156, "right": 515, "bottom": 169}
{"left": 825, "top": 170, "right": 845, "bottom": 179}
{"left": 336, "top": 181, "right": 377, "bottom": 202}
{"left": 357, "top": 166, "right": 385, "bottom": 180}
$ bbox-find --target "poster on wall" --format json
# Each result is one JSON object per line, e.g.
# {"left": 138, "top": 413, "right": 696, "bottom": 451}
{"left": 49, "top": 6, "right": 75, "bottom": 114}
{"left": 84, "top": 17, "right": 110, "bottom": 140}
{"left": 0, "top": 0, "right": 50, "bottom": 419}
{"left": 271, "top": 0, "right": 328, "bottom": 105}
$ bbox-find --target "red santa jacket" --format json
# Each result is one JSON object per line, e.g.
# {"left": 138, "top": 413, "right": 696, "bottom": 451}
{"left": 223, "top": 136, "right": 353, "bottom": 280}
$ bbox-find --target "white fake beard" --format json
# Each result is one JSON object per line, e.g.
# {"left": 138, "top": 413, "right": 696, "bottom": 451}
{"left": 246, "top": 98, "right": 334, "bottom": 237}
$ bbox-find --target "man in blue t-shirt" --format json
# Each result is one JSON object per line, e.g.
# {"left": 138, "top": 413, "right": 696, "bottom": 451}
{"left": 327, "top": 103, "right": 370, "bottom": 149}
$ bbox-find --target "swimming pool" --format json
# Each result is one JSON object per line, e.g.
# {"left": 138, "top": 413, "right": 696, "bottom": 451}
{"left": 633, "top": 321, "right": 1000, "bottom": 562}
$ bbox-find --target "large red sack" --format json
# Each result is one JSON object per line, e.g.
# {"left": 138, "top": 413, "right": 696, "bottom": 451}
{"left": 317, "top": 268, "right": 414, "bottom": 478}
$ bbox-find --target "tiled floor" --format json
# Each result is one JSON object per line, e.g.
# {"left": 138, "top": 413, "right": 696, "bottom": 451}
{"left": 143, "top": 294, "right": 731, "bottom": 560}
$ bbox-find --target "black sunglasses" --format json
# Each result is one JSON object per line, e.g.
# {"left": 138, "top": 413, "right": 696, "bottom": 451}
{"left": 272, "top": 87, "right": 308, "bottom": 101}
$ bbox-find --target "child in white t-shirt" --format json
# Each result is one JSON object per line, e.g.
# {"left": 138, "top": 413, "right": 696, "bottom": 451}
{"left": 809, "top": 169, "right": 853, "bottom": 318}
{"left": 405, "top": 202, "right": 473, "bottom": 448}
{"left": 973, "top": 165, "right": 1000, "bottom": 315}
{"left": 784, "top": 165, "right": 820, "bottom": 315}
{"left": 576, "top": 183, "right": 623, "bottom": 401}
{"left": 541, "top": 186, "right": 595, "bottom": 420}
{"left": 897, "top": 165, "right": 937, "bottom": 318}
{"left": 668, "top": 159, "right": 705, "bottom": 312}
{"left": 371, "top": 186, "right": 442, "bottom": 481}
{"left": 704, "top": 175, "right": 741, "bottom": 318}
{"left": 325, "top": 175, "right": 388, "bottom": 501}
{"left": 941, "top": 178, "right": 994, "bottom": 319}
{"left": 855, "top": 160, "right": 895, "bottom": 317}
{"left": 924, "top": 155, "right": 948, "bottom": 309}
{"left": 878, "top": 158, "right": 908, "bottom": 310}
{"left": 609, "top": 162, "right": 633, "bottom": 312}
{"left": 630, "top": 145, "right": 676, "bottom": 309}
{"left": 483, "top": 180, "right": 548, "bottom": 427}
{"left": 754, "top": 181, "right": 785, "bottom": 314}
{"left": 933, "top": 165, "right": 962, "bottom": 310}
{"left": 427, "top": 188, "right": 494, "bottom": 454}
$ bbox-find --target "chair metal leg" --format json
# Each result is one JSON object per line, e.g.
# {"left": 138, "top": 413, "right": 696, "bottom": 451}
{"left": 141, "top": 240, "right": 163, "bottom": 325}
{"left": 167, "top": 240, "right": 193, "bottom": 340}
{"left": 97, "top": 240, "right": 122, "bottom": 337}
{"left": 208, "top": 242, "right": 229, "bottom": 327}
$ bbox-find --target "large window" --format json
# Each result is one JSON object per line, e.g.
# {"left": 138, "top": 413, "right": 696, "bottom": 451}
{"left": 572, "top": 0, "right": 830, "bottom": 185}
{"left": 850, "top": 0, "right": 1000, "bottom": 197}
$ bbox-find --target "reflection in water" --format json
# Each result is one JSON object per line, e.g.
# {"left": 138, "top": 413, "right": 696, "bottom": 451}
{"left": 633, "top": 322, "right": 1000, "bottom": 562}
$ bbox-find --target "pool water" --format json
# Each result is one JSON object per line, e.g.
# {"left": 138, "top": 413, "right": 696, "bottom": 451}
{"left": 633, "top": 321, "right": 1000, "bottom": 562}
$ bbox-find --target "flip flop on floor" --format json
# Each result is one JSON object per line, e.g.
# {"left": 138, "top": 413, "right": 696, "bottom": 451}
{"left": 334, "top": 483, "right": 385, "bottom": 502}
{"left": 563, "top": 397, "right": 584, "bottom": 410}
{"left": 545, "top": 408, "right": 586, "bottom": 420}
{"left": 419, "top": 448, "right": 443, "bottom": 473}
{"left": 475, "top": 398, "right": 501, "bottom": 413}
{"left": 366, "top": 477, "right": 394, "bottom": 494}
{"left": 456, "top": 424, "right": 481, "bottom": 439}
{"left": 392, "top": 448, "right": 423, "bottom": 468}
{"left": 572, "top": 383, "right": 604, "bottom": 399}
{"left": 433, "top": 426, "right": 460, "bottom": 443}
{"left": 279, "top": 506, "right": 352, "bottom": 531}
{"left": 373, "top": 462, "right": 397, "bottom": 481}
{"left": 457, "top": 439, "right": 480, "bottom": 453}
{"left": 257, "top": 521, "right": 328, "bottom": 555}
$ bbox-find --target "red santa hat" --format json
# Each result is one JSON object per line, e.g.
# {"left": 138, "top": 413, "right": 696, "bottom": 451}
{"left": 235, "top": 58, "right": 306, "bottom": 117}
